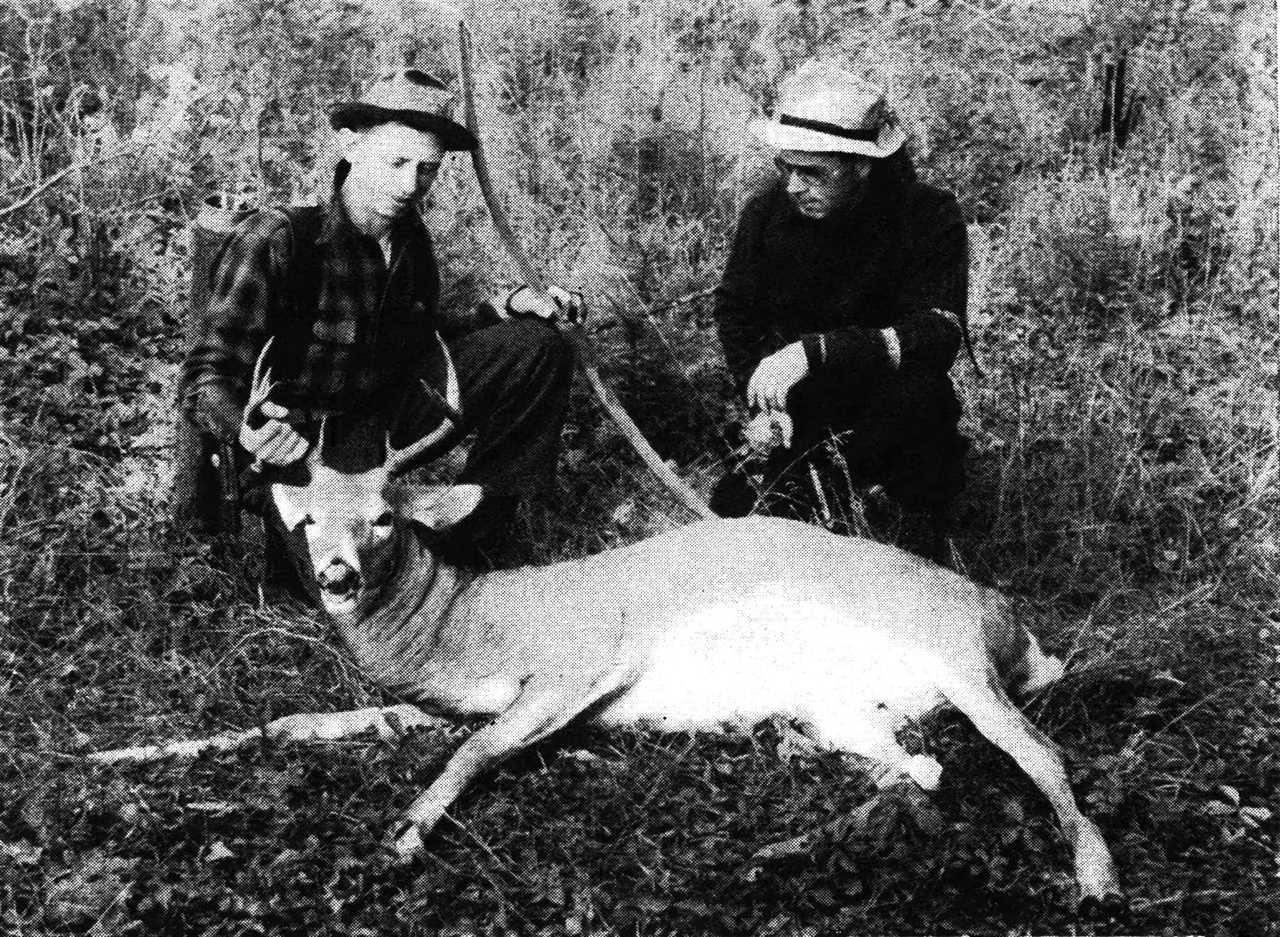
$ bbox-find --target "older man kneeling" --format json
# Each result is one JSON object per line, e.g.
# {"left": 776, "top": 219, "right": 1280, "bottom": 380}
{"left": 711, "top": 61, "right": 972, "bottom": 564}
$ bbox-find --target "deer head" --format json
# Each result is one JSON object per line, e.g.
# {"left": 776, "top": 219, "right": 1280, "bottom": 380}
{"left": 268, "top": 334, "right": 478, "bottom": 619}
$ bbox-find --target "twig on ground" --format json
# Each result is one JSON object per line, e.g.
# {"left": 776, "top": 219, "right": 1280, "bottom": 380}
{"left": 753, "top": 783, "right": 909, "bottom": 862}
{"left": 1128, "top": 888, "right": 1249, "bottom": 912}
{"left": 649, "top": 286, "right": 717, "bottom": 314}
{"left": 85, "top": 704, "right": 453, "bottom": 765}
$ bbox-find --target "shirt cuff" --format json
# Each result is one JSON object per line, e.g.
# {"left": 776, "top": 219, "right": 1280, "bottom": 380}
{"left": 474, "top": 300, "right": 504, "bottom": 328}
{"left": 801, "top": 333, "right": 826, "bottom": 371}
{"left": 881, "top": 327, "right": 902, "bottom": 368}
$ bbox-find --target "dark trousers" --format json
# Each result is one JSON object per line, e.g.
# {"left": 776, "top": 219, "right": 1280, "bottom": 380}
{"left": 387, "top": 318, "right": 574, "bottom": 499}
{"left": 175, "top": 319, "right": 573, "bottom": 566}
{"left": 711, "top": 363, "right": 967, "bottom": 521}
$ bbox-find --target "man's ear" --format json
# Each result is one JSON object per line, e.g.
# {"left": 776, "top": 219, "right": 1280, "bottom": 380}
{"left": 396, "top": 483, "right": 484, "bottom": 531}
{"left": 336, "top": 127, "right": 362, "bottom": 162}
{"left": 271, "top": 483, "right": 311, "bottom": 530}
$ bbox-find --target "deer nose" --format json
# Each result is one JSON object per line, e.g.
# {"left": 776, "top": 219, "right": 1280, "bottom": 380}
{"left": 317, "top": 562, "right": 360, "bottom": 596}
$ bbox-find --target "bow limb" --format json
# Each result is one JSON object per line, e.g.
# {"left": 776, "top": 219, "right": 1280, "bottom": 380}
{"left": 458, "top": 23, "right": 715, "bottom": 521}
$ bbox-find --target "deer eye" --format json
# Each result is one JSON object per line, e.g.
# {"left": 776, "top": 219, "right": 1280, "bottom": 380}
{"left": 372, "top": 511, "right": 395, "bottom": 528}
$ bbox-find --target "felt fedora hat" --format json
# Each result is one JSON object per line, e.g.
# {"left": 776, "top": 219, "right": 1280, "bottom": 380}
{"left": 749, "top": 60, "right": 906, "bottom": 158}
{"left": 329, "top": 69, "right": 477, "bottom": 152}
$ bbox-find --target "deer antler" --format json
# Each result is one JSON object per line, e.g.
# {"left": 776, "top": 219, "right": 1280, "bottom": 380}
{"left": 385, "top": 333, "right": 464, "bottom": 476}
{"left": 245, "top": 336, "right": 279, "bottom": 420}
{"left": 232, "top": 336, "right": 289, "bottom": 492}
{"left": 238, "top": 336, "right": 281, "bottom": 474}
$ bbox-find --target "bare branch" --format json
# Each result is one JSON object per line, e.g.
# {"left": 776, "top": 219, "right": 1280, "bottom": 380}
{"left": 0, "top": 148, "right": 138, "bottom": 220}
{"left": 86, "top": 704, "right": 453, "bottom": 765}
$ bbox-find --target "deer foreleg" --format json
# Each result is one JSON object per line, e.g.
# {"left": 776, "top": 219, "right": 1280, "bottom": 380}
{"left": 87, "top": 704, "right": 448, "bottom": 765}
{"left": 391, "top": 678, "right": 610, "bottom": 860}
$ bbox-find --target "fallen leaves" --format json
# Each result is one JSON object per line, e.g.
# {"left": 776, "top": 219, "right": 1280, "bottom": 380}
{"left": 0, "top": 841, "right": 42, "bottom": 866}
{"left": 43, "top": 849, "right": 136, "bottom": 928}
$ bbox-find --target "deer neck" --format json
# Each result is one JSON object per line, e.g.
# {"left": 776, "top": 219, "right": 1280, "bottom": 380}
{"left": 335, "top": 525, "right": 486, "bottom": 696}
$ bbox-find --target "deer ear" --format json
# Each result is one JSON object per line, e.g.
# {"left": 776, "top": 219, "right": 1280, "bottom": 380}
{"left": 397, "top": 483, "right": 483, "bottom": 531}
{"left": 271, "top": 482, "right": 311, "bottom": 530}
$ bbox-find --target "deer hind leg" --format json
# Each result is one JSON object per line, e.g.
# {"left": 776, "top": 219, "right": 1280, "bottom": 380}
{"left": 941, "top": 674, "right": 1120, "bottom": 902}
{"left": 391, "top": 678, "right": 608, "bottom": 861}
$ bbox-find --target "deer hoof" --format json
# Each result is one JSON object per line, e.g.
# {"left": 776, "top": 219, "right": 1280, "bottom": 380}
{"left": 1074, "top": 832, "right": 1121, "bottom": 905}
{"left": 390, "top": 821, "right": 427, "bottom": 863}
{"left": 1077, "top": 889, "right": 1126, "bottom": 922}
{"left": 1077, "top": 869, "right": 1123, "bottom": 905}
{"left": 903, "top": 754, "right": 943, "bottom": 791}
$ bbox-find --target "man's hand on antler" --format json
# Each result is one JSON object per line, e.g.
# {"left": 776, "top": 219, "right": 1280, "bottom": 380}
{"left": 499, "top": 284, "right": 584, "bottom": 323}
{"left": 237, "top": 337, "right": 309, "bottom": 468}
{"left": 239, "top": 401, "right": 309, "bottom": 467}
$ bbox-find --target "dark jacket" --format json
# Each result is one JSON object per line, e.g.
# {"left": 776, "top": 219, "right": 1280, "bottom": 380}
{"left": 714, "top": 176, "right": 967, "bottom": 395}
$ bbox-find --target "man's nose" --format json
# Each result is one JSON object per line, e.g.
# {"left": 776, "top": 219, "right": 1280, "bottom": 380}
{"left": 399, "top": 166, "right": 420, "bottom": 196}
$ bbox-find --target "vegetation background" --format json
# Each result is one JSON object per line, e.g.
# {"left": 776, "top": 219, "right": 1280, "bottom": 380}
{"left": 0, "top": 0, "right": 1276, "bottom": 932}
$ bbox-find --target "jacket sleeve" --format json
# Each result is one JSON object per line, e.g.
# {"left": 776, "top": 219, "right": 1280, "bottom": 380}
{"left": 802, "top": 187, "right": 967, "bottom": 378}
{"left": 179, "top": 213, "right": 292, "bottom": 441}
{"left": 714, "top": 195, "right": 771, "bottom": 394}
{"left": 889, "top": 188, "right": 966, "bottom": 372}
{"left": 436, "top": 268, "right": 503, "bottom": 340}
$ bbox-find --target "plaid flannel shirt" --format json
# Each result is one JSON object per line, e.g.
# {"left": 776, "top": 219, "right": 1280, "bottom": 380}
{"left": 179, "top": 196, "right": 473, "bottom": 441}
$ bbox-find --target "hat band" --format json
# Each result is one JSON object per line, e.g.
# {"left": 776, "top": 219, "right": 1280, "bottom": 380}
{"left": 778, "top": 113, "right": 879, "bottom": 143}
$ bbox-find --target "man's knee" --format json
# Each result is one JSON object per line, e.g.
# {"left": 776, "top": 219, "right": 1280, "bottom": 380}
{"left": 879, "top": 432, "right": 968, "bottom": 514}
{"left": 484, "top": 319, "right": 574, "bottom": 382}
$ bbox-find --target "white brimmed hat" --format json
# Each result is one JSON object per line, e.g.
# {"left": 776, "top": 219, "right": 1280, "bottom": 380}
{"left": 749, "top": 60, "right": 906, "bottom": 158}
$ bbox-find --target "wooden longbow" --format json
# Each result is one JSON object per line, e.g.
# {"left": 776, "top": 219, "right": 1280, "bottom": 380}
{"left": 458, "top": 23, "right": 715, "bottom": 520}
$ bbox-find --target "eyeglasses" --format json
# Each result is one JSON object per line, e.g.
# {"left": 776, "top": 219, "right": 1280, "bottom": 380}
{"left": 415, "top": 163, "right": 443, "bottom": 188}
{"left": 774, "top": 157, "right": 840, "bottom": 186}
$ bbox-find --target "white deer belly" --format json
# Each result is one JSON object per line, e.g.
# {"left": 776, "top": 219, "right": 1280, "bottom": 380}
{"left": 597, "top": 591, "right": 949, "bottom": 733}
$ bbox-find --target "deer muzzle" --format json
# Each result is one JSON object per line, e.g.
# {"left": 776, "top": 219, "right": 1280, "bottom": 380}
{"left": 317, "top": 561, "right": 362, "bottom": 611}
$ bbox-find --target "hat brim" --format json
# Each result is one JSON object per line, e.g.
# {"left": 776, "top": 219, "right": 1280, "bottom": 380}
{"left": 329, "top": 103, "right": 478, "bottom": 151}
{"left": 748, "top": 118, "right": 905, "bottom": 158}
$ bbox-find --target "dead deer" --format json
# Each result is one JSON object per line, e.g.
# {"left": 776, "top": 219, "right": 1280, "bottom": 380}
{"left": 245, "top": 389, "right": 1117, "bottom": 904}
{"left": 102, "top": 341, "right": 1119, "bottom": 904}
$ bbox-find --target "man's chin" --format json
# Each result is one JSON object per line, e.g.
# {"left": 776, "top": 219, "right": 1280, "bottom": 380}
{"left": 793, "top": 203, "right": 827, "bottom": 219}
{"left": 320, "top": 589, "right": 361, "bottom": 618}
